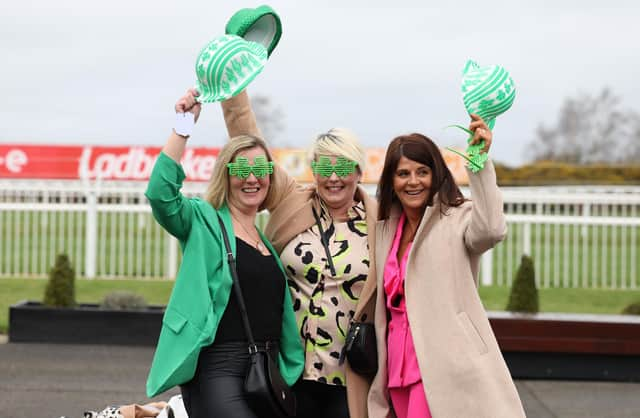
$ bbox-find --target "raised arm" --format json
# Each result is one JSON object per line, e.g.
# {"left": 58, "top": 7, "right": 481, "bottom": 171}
{"left": 220, "top": 90, "right": 262, "bottom": 138}
{"left": 145, "top": 89, "right": 202, "bottom": 241}
{"left": 163, "top": 88, "right": 202, "bottom": 161}
{"left": 463, "top": 115, "right": 507, "bottom": 254}
{"left": 221, "top": 90, "right": 301, "bottom": 211}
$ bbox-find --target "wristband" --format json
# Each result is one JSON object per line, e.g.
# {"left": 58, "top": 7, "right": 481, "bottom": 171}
{"left": 174, "top": 112, "right": 195, "bottom": 137}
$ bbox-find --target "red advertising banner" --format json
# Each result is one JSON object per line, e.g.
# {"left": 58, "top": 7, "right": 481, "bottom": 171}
{"left": 0, "top": 144, "right": 469, "bottom": 184}
{"left": 0, "top": 145, "right": 218, "bottom": 182}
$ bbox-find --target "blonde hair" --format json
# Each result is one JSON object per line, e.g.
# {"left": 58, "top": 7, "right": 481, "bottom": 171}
{"left": 310, "top": 128, "right": 366, "bottom": 172}
{"left": 205, "top": 135, "right": 280, "bottom": 210}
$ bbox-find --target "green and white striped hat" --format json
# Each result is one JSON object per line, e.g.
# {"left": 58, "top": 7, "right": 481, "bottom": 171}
{"left": 195, "top": 34, "right": 268, "bottom": 103}
{"left": 461, "top": 60, "right": 516, "bottom": 129}
{"left": 226, "top": 5, "right": 282, "bottom": 57}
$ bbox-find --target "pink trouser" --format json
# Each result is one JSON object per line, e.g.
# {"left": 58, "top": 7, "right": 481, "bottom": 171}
{"left": 389, "top": 381, "right": 432, "bottom": 418}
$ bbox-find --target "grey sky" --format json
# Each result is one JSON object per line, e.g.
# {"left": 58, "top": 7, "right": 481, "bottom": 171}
{"left": 1, "top": 0, "right": 639, "bottom": 165}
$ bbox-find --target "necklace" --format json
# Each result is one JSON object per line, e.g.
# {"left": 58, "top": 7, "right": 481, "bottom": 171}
{"left": 232, "top": 215, "right": 266, "bottom": 253}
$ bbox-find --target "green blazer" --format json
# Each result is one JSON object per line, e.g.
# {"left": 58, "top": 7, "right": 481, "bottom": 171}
{"left": 145, "top": 152, "right": 304, "bottom": 397}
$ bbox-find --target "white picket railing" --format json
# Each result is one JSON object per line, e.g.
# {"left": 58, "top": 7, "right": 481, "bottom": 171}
{"left": 489, "top": 189, "right": 639, "bottom": 288}
{"left": 1, "top": 180, "right": 639, "bottom": 288}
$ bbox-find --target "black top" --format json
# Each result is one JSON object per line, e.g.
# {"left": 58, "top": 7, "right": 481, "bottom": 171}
{"left": 214, "top": 238, "right": 285, "bottom": 343}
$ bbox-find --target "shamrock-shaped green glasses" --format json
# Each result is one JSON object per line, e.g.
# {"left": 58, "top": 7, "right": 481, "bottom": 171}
{"left": 311, "top": 156, "right": 358, "bottom": 178}
{"left": 227, "top": 156, "right": 274, "bottom": 179}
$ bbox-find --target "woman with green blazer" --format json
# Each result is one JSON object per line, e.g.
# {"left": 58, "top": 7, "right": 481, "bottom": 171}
{"left": 145, "top": 89, "right": 304, "bottom": 418}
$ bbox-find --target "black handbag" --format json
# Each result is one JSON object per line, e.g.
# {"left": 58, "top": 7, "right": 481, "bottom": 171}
{"left": 343, "top": 321, "right": 378, "bottom": 376}
{"left": 312, "top": 208, "right": 378, "bottom": 377}
{"left": 217, "top": 214, "right": 296, "bottom": 418}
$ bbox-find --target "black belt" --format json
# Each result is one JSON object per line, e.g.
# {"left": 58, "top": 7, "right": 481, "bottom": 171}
{"left": 210, "top": 340, "right": 280, "bottom": 355}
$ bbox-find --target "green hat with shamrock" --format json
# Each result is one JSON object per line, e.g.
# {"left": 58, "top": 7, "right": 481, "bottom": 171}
{"left": 461, "top": 60, "right": 516, "bottom": 130}
{"left": 447, "top": 60, "right": 516, "bottom": 172}
{"left": 195, "top": 34, "right": 268, "bottom": 103}
{"left": 225, "top": 5, "right": 282, "bottom": 57}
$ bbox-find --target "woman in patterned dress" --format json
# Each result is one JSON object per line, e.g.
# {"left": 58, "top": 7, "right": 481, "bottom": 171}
{"left": 219, "top": 90, "right": 377, "bottom": 418}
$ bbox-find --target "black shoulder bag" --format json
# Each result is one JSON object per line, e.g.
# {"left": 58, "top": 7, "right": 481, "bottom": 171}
{"left": 217, "top": 214, "right": 296, "bottom": 418}
{"left": 312, "top": 208, "right": 378, "bottom": 376}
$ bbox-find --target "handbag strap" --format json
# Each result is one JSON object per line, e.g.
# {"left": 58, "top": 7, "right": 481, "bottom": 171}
{"left": 216, "top": 213, "right": 258, "bottom": 352}
{"left": 312, "top": 207, "right": 337, "bottom": 277}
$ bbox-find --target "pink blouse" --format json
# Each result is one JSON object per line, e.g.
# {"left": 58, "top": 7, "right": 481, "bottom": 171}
{"left": 383, "top": 213, "right": 422, "bottom": 388}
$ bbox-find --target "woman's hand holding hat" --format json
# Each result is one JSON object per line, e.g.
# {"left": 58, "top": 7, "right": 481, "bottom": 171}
{"left": 174, "top": 88, "right": 201, "bottom": 138}
{"left": 469, "top": 114, "right": 492, "bottom": 154}
{"left": 175, "top": 88, "right": 201, "bottom": 121}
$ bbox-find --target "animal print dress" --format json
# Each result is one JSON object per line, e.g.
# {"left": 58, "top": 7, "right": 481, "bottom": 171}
{"left": 279, "top": 202, "right": 369, "bottom": 386}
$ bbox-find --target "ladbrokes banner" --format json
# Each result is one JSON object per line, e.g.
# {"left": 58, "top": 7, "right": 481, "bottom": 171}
{"left": 0, "top": 144, "right": 469, "bottom": 184}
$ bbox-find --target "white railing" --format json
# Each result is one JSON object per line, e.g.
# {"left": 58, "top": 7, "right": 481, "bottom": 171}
{"left": 486, "top": 191, "right": 640, "bottom": 288}
{"left": 1, "top": 180, "right": 639, "bottom": 288}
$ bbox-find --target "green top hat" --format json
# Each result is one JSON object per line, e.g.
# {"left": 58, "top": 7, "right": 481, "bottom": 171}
{"left": 195, "top": 34, "right": 268, "bottom": 103}
{"left": 225, "top": 5, "right": 282, "bottom": 56}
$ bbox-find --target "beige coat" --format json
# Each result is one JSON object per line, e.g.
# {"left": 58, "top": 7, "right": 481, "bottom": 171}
{"left": 368, "top": 161, "right": 526, "bottom": 418}
{"left": 221, "top": 91, "right": 378, "bottom": 418}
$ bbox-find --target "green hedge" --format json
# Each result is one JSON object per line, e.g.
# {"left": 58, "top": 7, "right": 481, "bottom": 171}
{"left": 495, "top": 161, "right": 640, "bottom": 185}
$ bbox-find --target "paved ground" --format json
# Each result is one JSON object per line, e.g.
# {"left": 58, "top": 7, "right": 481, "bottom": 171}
{"left": 0, "top": 341, "right": 639, "bottom": 418}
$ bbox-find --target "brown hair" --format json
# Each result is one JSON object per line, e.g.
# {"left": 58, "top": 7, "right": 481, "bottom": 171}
{"left": 377, "top": 133, "right": 464, "bottom": 220}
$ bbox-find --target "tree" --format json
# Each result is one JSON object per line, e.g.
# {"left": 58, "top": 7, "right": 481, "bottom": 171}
{"left": 622, "top": 301, "right": 640, "bottom": 315}
{"left": 527, "top": 88, "right": 639, "bottom": 164}
{"left": 251, "top": 94, "right": 285, "bottom": 145}
{"left": 622, "top": 111, "right": 640, "bottom": 163}
{"left": 43, "top": 254, "right": 76, "bottom": 308}
{"left": 506, "top": 255, "right": 539, "bottom": 313}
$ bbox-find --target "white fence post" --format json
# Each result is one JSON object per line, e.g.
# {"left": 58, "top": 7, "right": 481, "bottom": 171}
{"left": 481, "top": 249, "right": 494, "bottom": 286}
{"left": 523, "top": 222, "right": 532, "bottom": 256}
{"left": 167, "top": 235, "right": 178, "bottom": 279}
{"left": 582, "top": 203, "right": 591, "bottom": 238}
{"left": 85, "top": 192, "right": 97, "bottom": 279}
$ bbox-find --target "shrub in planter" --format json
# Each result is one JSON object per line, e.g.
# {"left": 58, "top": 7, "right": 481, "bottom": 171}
{"left": 43, "top": 253, "right": 76, "bottom": 308}
{"left": 506, "top": 255, "right": 539, "bottom": 313}
{"left": 622, "top": 302, "right": 640, "bottom": 315}
{"left": 101, "top": 291, "right": 148, "bottom": 310}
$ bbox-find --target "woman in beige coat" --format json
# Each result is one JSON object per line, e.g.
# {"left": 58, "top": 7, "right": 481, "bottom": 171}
{"left": 368, "top": 116, "right": 525, "bottom": 418}
{"left": 220, "top": 90, "right": 377, "bottom": 418}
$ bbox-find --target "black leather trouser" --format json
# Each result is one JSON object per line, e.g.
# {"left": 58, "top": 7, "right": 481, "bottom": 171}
{"left": 180, "top": 340, "right": 280, "bottom": 418}
{"left": 293, "top": 379, "right": 349, "bottom": 418}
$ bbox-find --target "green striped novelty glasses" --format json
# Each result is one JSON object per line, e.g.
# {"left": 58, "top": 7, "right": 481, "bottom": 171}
{"left": 311, "top": 156, "right": 358, "bottom": 178}
{"left": 227, "top": 156, "right": 274, "bottom": 179}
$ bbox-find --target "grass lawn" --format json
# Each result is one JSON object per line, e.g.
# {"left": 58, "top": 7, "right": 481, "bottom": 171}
{"left": 479, "top": 285, "right": 640, "bottom": 314}
{"left": 1, "top": 278, "right": 639, "bottom": 334}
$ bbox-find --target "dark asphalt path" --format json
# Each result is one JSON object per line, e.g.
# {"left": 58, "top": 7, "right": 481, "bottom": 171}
{"left": 0, "top": 341, "right": 638, "bottom": 418}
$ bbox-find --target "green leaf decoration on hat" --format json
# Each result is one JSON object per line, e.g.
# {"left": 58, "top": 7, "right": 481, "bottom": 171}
{"left": 446, "top": 125, "right": 487, "bottom": 172}
{"left": 194, "top": 34, "right": 268, "bottom": 103}
{"left": 449, "top": 60, "right": 516, "bottom": 172}
{"left": 226, "top": 5, "right": 282, "bottom": 57}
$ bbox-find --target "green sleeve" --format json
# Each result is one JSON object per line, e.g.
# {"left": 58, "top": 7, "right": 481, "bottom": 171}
{"left": 278, "top": 277, "right": 305, "bottom": 385}
{"left": 145, "top": 152, "right": 194, "bottom": 241}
